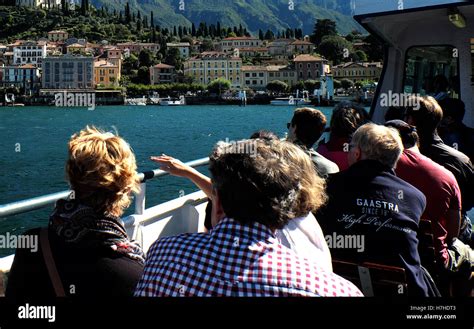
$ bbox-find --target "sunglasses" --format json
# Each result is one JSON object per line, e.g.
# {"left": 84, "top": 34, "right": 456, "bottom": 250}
{"left": 287, "top": 122, "right": 292, "bottom": 129}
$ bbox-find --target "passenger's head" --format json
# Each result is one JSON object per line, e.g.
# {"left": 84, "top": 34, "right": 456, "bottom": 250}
{"left": 348, "top": 123, "right": 403, "bottom": 168}
{"left": 287, "top": 107, "right": 327, "bottom": 148}
{"left": 438, "top": 97, "right": 466, "bottom": 125}
{"left": 432, "top": 75, "right": 449, "bottom": 93}
{"left": 385, "top": 106, "right": 407, "bottom": 122}
{"left": 330, "top": 101, "right": 369, "bottom": 140}
{"left": 209, "top": 139, "right": 327, "bottom": 231}
{"left": 66, "top": 126, "right": 140, "bottom": 217}
{"left": 249, "top": 129, "right": 279, "bottom": 141}
{"left": 405, "top": 96, "right": 443, "bottom": 136}
{"left": 384, "top": 119, "right": 419, "bottom": 149}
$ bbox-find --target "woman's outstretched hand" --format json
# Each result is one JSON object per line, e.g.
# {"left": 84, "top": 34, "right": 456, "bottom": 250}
{"left": 151, "top": 154, "right": 213, "bottom": 198}
{"left": 150, "top": 155, "right": 191, "bottom": 177}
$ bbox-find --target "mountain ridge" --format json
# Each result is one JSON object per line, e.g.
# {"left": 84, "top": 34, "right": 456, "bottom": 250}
{"left": 90, "top": 0, "right": 361, "bottom": 35}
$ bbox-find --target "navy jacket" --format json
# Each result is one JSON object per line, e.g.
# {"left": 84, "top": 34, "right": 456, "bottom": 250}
{"left": 316, "top": 160, "right": 430, "bottom": 296}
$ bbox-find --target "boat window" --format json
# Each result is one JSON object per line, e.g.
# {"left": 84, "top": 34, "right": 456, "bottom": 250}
{"left": 404, "top": 46, "right": 459, "bottom": 98}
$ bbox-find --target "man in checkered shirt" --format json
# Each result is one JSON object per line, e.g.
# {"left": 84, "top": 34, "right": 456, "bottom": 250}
{"left": 135, "top": 139, "right": 363, "bottom": 297}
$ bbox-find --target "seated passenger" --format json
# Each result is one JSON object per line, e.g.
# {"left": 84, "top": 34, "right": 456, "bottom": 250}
{"left": 405, "top": 96, "right": 474, "bottom": 246}
{"left": 6, "top": 126, "right": 144, "bottom": 298}
{"left": 385, "top": 120, "right": 462, "bottom": 269}
{"left": 317, "top": 101, "right": 369, "bottom": 171}
{"left": 136, "top": 139, "right": 363, "bottom": 296}
{"left": 286, "top": 107, "right": 339, "bottom": 177}
{"left": 149, "top": 130, "right": 333, "bottom": 272}
{"left": 384, "top": 106, "right": 407, "bottom": 122}
{"left": 437, "top": 97, "right": 474, "bottom": 163}
{"left": 316, "top": 123, "right": 435, "bottom": 296}
{"left": 386, "top": 119, "right": 473, "bottom": 295}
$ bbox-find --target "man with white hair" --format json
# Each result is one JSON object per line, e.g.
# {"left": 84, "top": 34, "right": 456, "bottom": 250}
{"left": 316, "top": 123, "right": 436, "bottom": 296}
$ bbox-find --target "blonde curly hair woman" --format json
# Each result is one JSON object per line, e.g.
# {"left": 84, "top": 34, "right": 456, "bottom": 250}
{"left": 7, "top": 126, "right": 144, "bottom": 298}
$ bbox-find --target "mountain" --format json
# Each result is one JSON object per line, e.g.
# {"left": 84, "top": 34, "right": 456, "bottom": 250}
{"left": 89, "top": 0, "right": 361, "bottom": 35}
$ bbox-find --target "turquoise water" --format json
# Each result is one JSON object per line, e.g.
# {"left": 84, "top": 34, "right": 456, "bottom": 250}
{"left": 0, "top": 105, "right": 335, "bottom": 250}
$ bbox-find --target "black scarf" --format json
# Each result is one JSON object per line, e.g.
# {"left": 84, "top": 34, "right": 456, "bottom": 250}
{"left": 49, "top": 199, "right": 145, "bottom": 264}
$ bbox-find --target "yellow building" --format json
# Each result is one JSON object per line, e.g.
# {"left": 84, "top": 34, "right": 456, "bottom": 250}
{"left": 332, "top": 62, "right": 383, "bottom": 83}
{"left": 48, "top": 30, "right": 69, "bottom": 42}
{"left": 103, "top": 47, "right": 123, "bottom": 75}
{"left": 94, "top": 60, "right": 120, "bottom": 87}
{"left": 242, "top": 66, "right": 268, "bottom": 90}
{"left": 66, "top": 43, "right": 86, "bottom": 54}
{"left": 267, "top": 65, "right": 298, "bottom": 87}
{"left": 184, "top": 51, "right": 242, "bottom": 88}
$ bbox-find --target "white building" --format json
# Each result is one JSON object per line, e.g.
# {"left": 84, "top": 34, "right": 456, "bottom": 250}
{"left": 219, "top": 37, "right": 263, "bottom": 54}
{"left": 166, "top": 43, "right": 190, "bottom": 58}
{"left": 16, "top": 0, "right": 61, "bottom": 7}
{"left": 13, "top": 41, "right": 47, "bottom": 68}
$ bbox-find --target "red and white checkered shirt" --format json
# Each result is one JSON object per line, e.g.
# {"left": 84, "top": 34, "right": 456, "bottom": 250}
{"left": 135, "top": 218, "right": 363, "bottom": 297}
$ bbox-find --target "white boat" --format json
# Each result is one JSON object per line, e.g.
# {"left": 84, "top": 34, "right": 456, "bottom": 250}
{"left": 3, "top": 93, "right": 24, "bottom": 107}
{"left": 1, "top": 0, "right": 474, "bottom": 294}
{"left": 270, "top": 90, "right": 311, "bottom": 106}
{"left": 159, "top": 95, "right": 186, "bottom": 106}
{"left": 125, "top": 96, "right": 147, "bottom": 106}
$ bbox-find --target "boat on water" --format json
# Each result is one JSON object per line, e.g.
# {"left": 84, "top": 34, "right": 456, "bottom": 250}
{"left": 0, "top": 0, "right": 473, "bottom": 297}
{"left": 124, "top": 96, "right": 147, "bottom": 106}
{"left": 159, "top": 95, "right": 186, "bottom": 106}
{"left": 270, "top": 90, "right": 311, "bottom": 106}
{"left": 2, "top": 93, "right": 25, "bottom": 107}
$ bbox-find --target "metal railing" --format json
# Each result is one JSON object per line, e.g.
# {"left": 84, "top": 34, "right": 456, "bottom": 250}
{"left": 0, "top": 157, "right": 210, "bottom": 219}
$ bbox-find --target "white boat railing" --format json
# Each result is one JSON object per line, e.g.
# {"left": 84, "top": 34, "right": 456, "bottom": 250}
{"left": 0, "top": 157, "right": 211, "bottom": 271}
{"left": 0, "top": 157, "right": 210, "bottom": 219}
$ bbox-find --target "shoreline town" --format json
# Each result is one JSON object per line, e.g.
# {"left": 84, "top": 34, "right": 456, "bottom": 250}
{"left": 0, "top": 2, "right": 382, "bottom": 107}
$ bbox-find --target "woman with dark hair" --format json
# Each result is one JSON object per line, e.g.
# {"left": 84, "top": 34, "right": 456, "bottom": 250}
{"left": 317, "top": 102, "right": 369, "bottom": 171}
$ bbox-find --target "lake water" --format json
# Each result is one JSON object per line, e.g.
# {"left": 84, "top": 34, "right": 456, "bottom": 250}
{"left": 0, "top": 104, "right": 335, "bottom": 255}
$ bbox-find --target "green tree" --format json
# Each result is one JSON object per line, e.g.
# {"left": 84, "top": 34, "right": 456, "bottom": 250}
{"left": 310, "top": 19, "right": 337, "bottom": 45}
{"left": 201, "top": 38, "right": 214, "bottom": 51}
{"left": 266, "top": 80, "right": 288, "bottom": 94}
{"left": 164, "top": 47, "right": 182, "bottom": 70}
{"left": 181, "top": 35, "right": 193, "bottom": 44}
{"left": 304, "top": 80, "right": 321, "bottom": 91}
{"left": 341, "top": 78, "right": 354, "bottom": 90}
{"left": 264, "top": 29, "right": 274, "bottom": 40}
{"left": 345, "top": 30, "right": 363, "bottom": 42}
{"left": 318, "top": 35, "right": 353, "bottom": 65}
{"left": 292, "top": 80, "right": 305, "bottom": 92}
{"left": 137, "top": 66, "right": 150, "bottom": 84}
{"left": 137, "top": 18, "right": 142, "bottom": 31}
{"left": 207, "top": 78, "right": 231, "bottom": 95}
{"left": 353, "top": 50, "right": 368, "bottom": 62}
{"left": 138, "top": 49, "right": 154, "bottom": 67}
{"left": 364, "top": 34, "right": 384, "bottom": 62}
{"left": 125, "top": 2, "right": 131, "bottom": 23}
